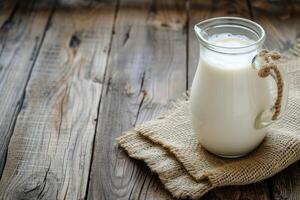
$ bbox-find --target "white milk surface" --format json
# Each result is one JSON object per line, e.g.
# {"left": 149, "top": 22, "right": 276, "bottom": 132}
{"left": 190, "top": 34, "right": 272, "bottom": 157}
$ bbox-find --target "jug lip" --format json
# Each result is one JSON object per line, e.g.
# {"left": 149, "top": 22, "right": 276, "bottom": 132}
{"left": 194, "top": 17, "right": 265, "bottom": 54}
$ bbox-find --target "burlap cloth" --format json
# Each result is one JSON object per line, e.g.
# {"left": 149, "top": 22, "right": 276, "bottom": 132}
{"left": 117, "top": 58, "right": 300, "bottom": 199}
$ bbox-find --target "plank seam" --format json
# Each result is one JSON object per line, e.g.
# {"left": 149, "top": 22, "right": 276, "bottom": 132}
{"left": 137, "top": 174, "right": 149, "bottom": 199}
{"left": 0, "top": 0, "right": 20, "bottom": 59}
{"left": 186, "top": 0, "right": 190, "bottom": 91}
{"left": 246, "top": 0, "right": 254, "bottom": 20}
{"left": 84, "top": 0, "right": 121, "bottom": 199}
{"left": 267, "top": 179, "right": 276, "bottom": 200}
{"left": 0, "top": 0, "right": 58, "bottom": 180}
{"left": 133, "top": 71, "right": 146, "bottom": 126}
{"left": 144, "top": 175, "right": 153, "bottom": 200}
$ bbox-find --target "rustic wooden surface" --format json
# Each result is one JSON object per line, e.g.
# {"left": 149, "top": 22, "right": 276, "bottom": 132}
{"left": 88, "top": 0, "right": 186, "bottom": 199}
{"left": 0, "top": 0, "right": 54, "bottom": 176}
{"left": 0, "top": 0, "right": 299, "bottom": 199}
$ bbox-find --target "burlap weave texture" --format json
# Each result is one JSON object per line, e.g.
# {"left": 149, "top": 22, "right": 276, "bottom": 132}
{"left": 117, "top": 59, "right": 300, "bottom": 199}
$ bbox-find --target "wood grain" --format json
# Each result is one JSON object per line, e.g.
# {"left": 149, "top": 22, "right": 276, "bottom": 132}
{"left": 188, "top": 0, "right": 271, "bottom": 199}
{"left": 130, "top": 0, "right": 187, "bottom": 198}
{"left": 0, "top": 0, "right": 18, "bottom": 10}
{"left": 0, "top": 4, "right": 116, "bottom": 199}
{"left": 0, "top": 0, "right": 54, "bottom": 176}
{"left": 251, "top": 1, "right": 300, "bottom": 199}
{"left": 251, "top": 0, "right": 300, "bottom": 58}
{"left": 0, "top": 1, "right": 298, "bottom": 199}
{"left": 0, "top": 0, "right": 18, "bottom": 26}
{"left": 87, "top": 0, "right": 186, "bottom": 199}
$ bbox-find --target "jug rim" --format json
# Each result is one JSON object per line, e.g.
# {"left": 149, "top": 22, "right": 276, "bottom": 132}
{"left": 194, "top": 17, "right": 265, "bottom": 54}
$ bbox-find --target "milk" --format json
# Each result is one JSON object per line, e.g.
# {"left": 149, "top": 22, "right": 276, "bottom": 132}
{"left": 190, "top": 34, "right": 272, "bottom": 157}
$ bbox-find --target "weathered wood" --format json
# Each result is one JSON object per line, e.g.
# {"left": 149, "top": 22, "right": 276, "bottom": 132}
{"left": 0, "top": 1, "right": 298, "bottom": 199}
{"left": 202, "top": 183, "right": 271, "bottom": 200}
{"left": 129, "top": 0, "right": 187, "bottom": 198}
{"left": 188, "top": 1, "right": 271, "bottom": 199}
{"left": 0, "top": 0, "right": 18, "bottom": 25}
{"left": 0, "top": 0, "right": 100, "bottom": 9}
{"left": 87, "top": 0, "right": 186, "bottom": 199}
{"left": 251, "top": 0, "right": 300, "bottom": 57}
{"left": 0, "top": 3, "right": 116, "bottom": 199}
{"left": 0, "top": 0, "right": 18, "bottom": 10}
{"left": 0, "top": 0, "right": 55, "bottom": 176}
{"left": 250, "top": 0, "right": 300, "bottom": 20}
{"left": 57, "top": 0, "right": 109, "bottom": 7}
{"left": 251, "top": 1, "right": 300, "bottom": 199}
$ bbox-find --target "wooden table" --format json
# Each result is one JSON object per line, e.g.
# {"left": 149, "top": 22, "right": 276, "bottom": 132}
{"left": 0, "top": 0, "right": 299, "bottom": 199}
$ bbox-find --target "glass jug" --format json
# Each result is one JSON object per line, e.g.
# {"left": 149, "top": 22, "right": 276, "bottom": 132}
{"left": 190, "top": 17, "right": 288, "bottom": 158}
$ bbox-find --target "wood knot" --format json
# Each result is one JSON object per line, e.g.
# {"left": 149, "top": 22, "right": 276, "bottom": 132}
{"left": 69, "top": 34, "right": 81, "bottom": 48}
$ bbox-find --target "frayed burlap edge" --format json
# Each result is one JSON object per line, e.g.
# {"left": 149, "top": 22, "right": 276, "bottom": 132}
{"left": 134, "top": 99, "right": 214, "bottom": 181}
{"left": 117, "top": 131, "right": 213, "bottom": 199}
{"left": 135, "top": 98, "right": 300, "bottom": 184}
{"left": 118, "top": 98, "right": 300, "bottom": 199}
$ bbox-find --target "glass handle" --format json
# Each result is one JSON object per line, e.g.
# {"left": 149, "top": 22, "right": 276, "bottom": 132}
{"left": 252, "top": 50, "right": 289, "bottom": 129}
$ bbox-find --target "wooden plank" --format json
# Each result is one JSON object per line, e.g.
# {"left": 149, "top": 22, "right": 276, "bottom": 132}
{"left": 0, "top": 0, "right": 18, "bottom": 10}
{"left": 251, "top": 0, "right": 300, "bottom": 57}
{"left": 57, "top": 0, "right": 107, "bottom": 7}
{"left": 87, "top": 0, "right": 186, "bottom": 199}
{"left": 202, "top": 183, "right": 271, "bottom": 200}
{"left": 0, "top": 3, "right": 116, "bottom": 199}
{"left": 128, "top": 0, "right": 187, "bottom": 198}
{"left": 251, "top": 1, "right": 300, "bottom": 199}
{"left": 268, "top": 162, "right": 300, "bottom": 200}
{"left": 0, "top": 0, "right": 18, "bottom": 26}
{"left": 188, "top": 0, "right": 271, "bottom": 199}
{"left": 0, "top": 0, "right": 54, "bottom": 176}
{"left": 0, "top": 0, "right": 115, "bottom": 9}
